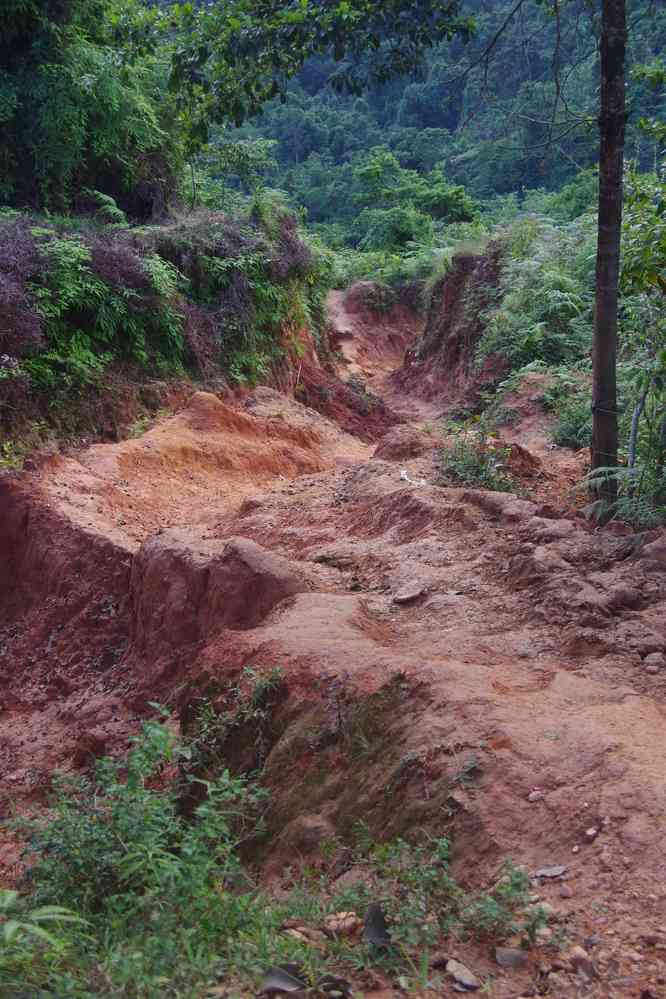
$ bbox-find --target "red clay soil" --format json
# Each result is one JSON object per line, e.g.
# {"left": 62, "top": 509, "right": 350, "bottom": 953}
{"left": 394, "top": 246, "right": 508, "bottom": 412}
{"left": 2, "top": 284, "right": 666, "bottom": 996}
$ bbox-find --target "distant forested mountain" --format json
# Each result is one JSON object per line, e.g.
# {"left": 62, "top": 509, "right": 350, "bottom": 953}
{"left": 228, "top": 0, "right": 664, "bottom": 223}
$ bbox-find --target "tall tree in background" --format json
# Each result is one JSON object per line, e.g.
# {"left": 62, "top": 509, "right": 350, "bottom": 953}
{"left": 591, "top": 0, "right": 627, "bottom": 498}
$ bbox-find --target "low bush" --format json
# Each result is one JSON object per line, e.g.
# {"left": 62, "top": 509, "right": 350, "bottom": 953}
{"left": 438, "top": 426, "right": 517, "bottom": 492}
{"left": 474, "top": 217, "right": 595, "bottom": 374}
{"left": 4, "top": 699, "right": 546, "bottom": 997}
{"left": 0, "top": 201, "right": 334, "bottom": 440}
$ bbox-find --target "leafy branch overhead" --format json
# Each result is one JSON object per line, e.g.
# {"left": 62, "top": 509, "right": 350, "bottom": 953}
{"left": 168, "top": 0, "right": 475, "bottom": 142}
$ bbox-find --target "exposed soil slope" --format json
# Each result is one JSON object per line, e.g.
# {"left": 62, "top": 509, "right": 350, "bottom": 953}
{"left": 395, "top": 247, "right": 507, "bottom": 411}
{"left": 2, "top": 284, "right": 666, "bottom": 996}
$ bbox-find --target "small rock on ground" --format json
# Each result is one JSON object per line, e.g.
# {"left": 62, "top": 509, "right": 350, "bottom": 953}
{"left": 495, "top": 947, "right": 528, "bottom": 970}
{"left": 535, "top": 865, "right": 567, "bottom": 879}
{"left": 393, "top": 583, "right": 426, "bottom": 604}
{"left": 643, "top": 652, "right": 665, "bottom": 671}
{"left": 446, "top": 958, "right": 481, "bottom": 991}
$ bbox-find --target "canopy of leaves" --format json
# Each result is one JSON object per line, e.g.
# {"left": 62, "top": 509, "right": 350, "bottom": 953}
{"left": 168, "top": 0, "right": 474, "bottom": 142}
{"left": 227, "top": 0, "right": 665, "bottom": 220}
{"left": 0, "top": 0, "right": 182, "bottom": 212}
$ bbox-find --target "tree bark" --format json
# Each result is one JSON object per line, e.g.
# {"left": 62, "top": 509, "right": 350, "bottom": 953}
{"left": 591, "top": 0, "right": 627, "bottom": 502}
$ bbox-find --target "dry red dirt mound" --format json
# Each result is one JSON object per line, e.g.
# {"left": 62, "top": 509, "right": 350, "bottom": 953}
{"left": 2, "top": 291, "right": 666, "bottom": 996}
{"left": 297, "top": 360, "right": 403, "bottom": 442}
{"left": 373, "top": 426, "right": 440, "bottom": 461}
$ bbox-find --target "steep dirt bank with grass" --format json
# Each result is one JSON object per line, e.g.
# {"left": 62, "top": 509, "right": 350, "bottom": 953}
{"left": 0, "top": 206, "right": 380, "bottom": 464}
{"left": 395, "top": 245, "right": 506, "bottom": 413}
{"left": 3, "top": 283, "right": 666, "bottom": 996}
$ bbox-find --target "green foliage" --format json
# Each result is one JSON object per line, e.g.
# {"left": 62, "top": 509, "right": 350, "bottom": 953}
{"left": 161, "top": 196, "right": 334, "bottom": 385}
{"left": 186, "top": 666, "right": 285, "bottom": 774}
{"left": 221, "top": 0, "right": 664, "bottom": 225}
{"left": 84, "top": 190, "right": 129, "bottom": 227}
{"left": 0, "top": 888, "right": 84, "bottom": 992}
{"left": 540, "top": 368, "right": 593, "bottom": 449}
{"left": 458, "top": 862, "right": 534, "bottom": 942}
{"left": 551, "top": 393, "right": 593, "bottom": 450}
{"left": 352, "top": 147, "right": 477, "bottom": 243}
{"left": 602, "top": 162, "right": 666, "bottom": 524}
{"left": 476, "top": 216, "right": 595, "bottom": 371}
{"left": 621, "top": 163, "right": 666, "bottom": 297}
{"left": 1, "top": 205, "right": 334, "bottom": 438}
{"left": 168, "top": 0, "right": 473, "bottom": 145}
{"left": 583, "top": 467, "right": 666, "bottom": 529}
{"left": 10, "top": 714, "right": 266, "bottom": 996}
{"left": 0, "top": 0, "right": 182, "bottom": 212}
{"left": 21, "top": 231, "right": 184, "bottom": 391}
{"left": 521, "top": 169, "right": 599, "bottom": 222}
{"left": 4, "top": 708, "right": 542, "bottom": 996}
{"left": 355, "top": 203, "right": 435, "bottom": 252}
{"left": 439, "top": 425, "right": 517, "bottom": 493}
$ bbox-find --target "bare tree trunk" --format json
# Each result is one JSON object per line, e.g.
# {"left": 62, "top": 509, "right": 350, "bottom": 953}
{"left": 591, "top": 0, "right": 627, "bottom": 502}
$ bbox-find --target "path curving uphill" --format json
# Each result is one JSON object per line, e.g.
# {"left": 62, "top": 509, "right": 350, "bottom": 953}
{"left": 2, "top": 284, "right": 666, "bottom": 993}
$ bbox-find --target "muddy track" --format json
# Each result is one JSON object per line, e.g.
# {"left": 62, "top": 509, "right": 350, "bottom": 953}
{"left": 2, "top": 288, "right": 666, "bottom": 994}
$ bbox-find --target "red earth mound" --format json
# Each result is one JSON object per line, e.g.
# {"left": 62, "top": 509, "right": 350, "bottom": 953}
{"left": 3, "top": 286, "right": 666, "bottom": 996}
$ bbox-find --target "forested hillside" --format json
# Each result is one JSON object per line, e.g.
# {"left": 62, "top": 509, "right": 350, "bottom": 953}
{"left": 229, "top": 0, "right": 665, "bottom": 231}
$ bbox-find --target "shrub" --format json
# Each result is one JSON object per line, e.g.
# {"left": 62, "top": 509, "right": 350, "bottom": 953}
{"left": 551, "top": 393, "right": 593, "bottom": 448}
{"left": 439, "top": 426, "right": 517, "bottom": 492}
{"left": 540, "top": 369, "right": 594, "bottom": 449}
{"left": 0, "top": 218, "right": 43, "bottom": 358}
{"left": 6, "top": 705, "right": 544, "bottom": 996}
{"left": 11, "top": 714, "right": 266, "bottom": 995}
{"left": 21, "top": 232, "right": 185, "bottom": 391}
{"left": 1, "top": 206, "right": 334, "bottom": 439}
{"left": 476, "top": 216, "right": 595, "bottom": 373}
{"left": 583, "top": 466, "right": 666, "bottom": 529}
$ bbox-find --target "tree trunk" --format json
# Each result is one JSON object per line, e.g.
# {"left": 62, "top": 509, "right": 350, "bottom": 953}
{"left": 591, "top": 0, "right": 627, "bottom": 503}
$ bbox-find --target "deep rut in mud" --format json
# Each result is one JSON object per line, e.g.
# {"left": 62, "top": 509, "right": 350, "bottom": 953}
{"left": 2, "top": 287, "right": 666, "bottom": 995}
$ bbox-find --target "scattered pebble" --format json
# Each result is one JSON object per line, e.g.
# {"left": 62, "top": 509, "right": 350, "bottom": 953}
{"left": 393, "top": 583, "right": 426, "bottom": 604}
{"left": 495, "top": 947, "right": 528, "bottom": 970}
{"left": 643, "top": 652, "right": 665, "bottom": 671}
{"left": 567, "top": 945, "right": 596, "bottom": 978}
{"left": 535, "top": 865, "right": 568, "bottom": 879}
{"left": 560, "top": 885, "right": 574, "bottom": 899}
{"left": 585, "top": 827, "right": 599, "bottom": 842}
{"left": 446, "top": 958, "right": 480, "bottom": 991}
{"left": 527, "top": 790, "right": 544, "bottom": 802}
{"left": 599, "top": 849, "right": 613, "bottom": 871}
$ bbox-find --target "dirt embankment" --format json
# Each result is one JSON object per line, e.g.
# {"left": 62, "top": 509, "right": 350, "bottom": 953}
{"left": 395, "top": 245, "right": 506, "bottom": 412}
{"left": 2, "top": 281, "right": 666, "bottom": 996}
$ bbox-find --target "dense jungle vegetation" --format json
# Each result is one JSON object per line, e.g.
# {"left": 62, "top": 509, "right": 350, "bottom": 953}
{"left": 0, "top": 0, "right": 663, "bottom": 492}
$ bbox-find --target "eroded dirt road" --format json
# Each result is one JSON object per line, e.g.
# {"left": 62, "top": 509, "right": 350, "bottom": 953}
{"left": 2, "top": 288, "right": 666, "bottom": 996}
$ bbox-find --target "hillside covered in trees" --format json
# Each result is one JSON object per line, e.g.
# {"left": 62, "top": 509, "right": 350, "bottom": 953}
{"left": 229, "top": 0, "right": 665, "bottom": 232}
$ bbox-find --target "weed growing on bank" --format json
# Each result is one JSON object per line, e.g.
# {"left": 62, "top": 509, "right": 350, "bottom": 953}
{"left": 438, "top": 424, "right": 517, "bottom": 492}
{"left": 2, "top": 694, "right": 547, "bottom": 997}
